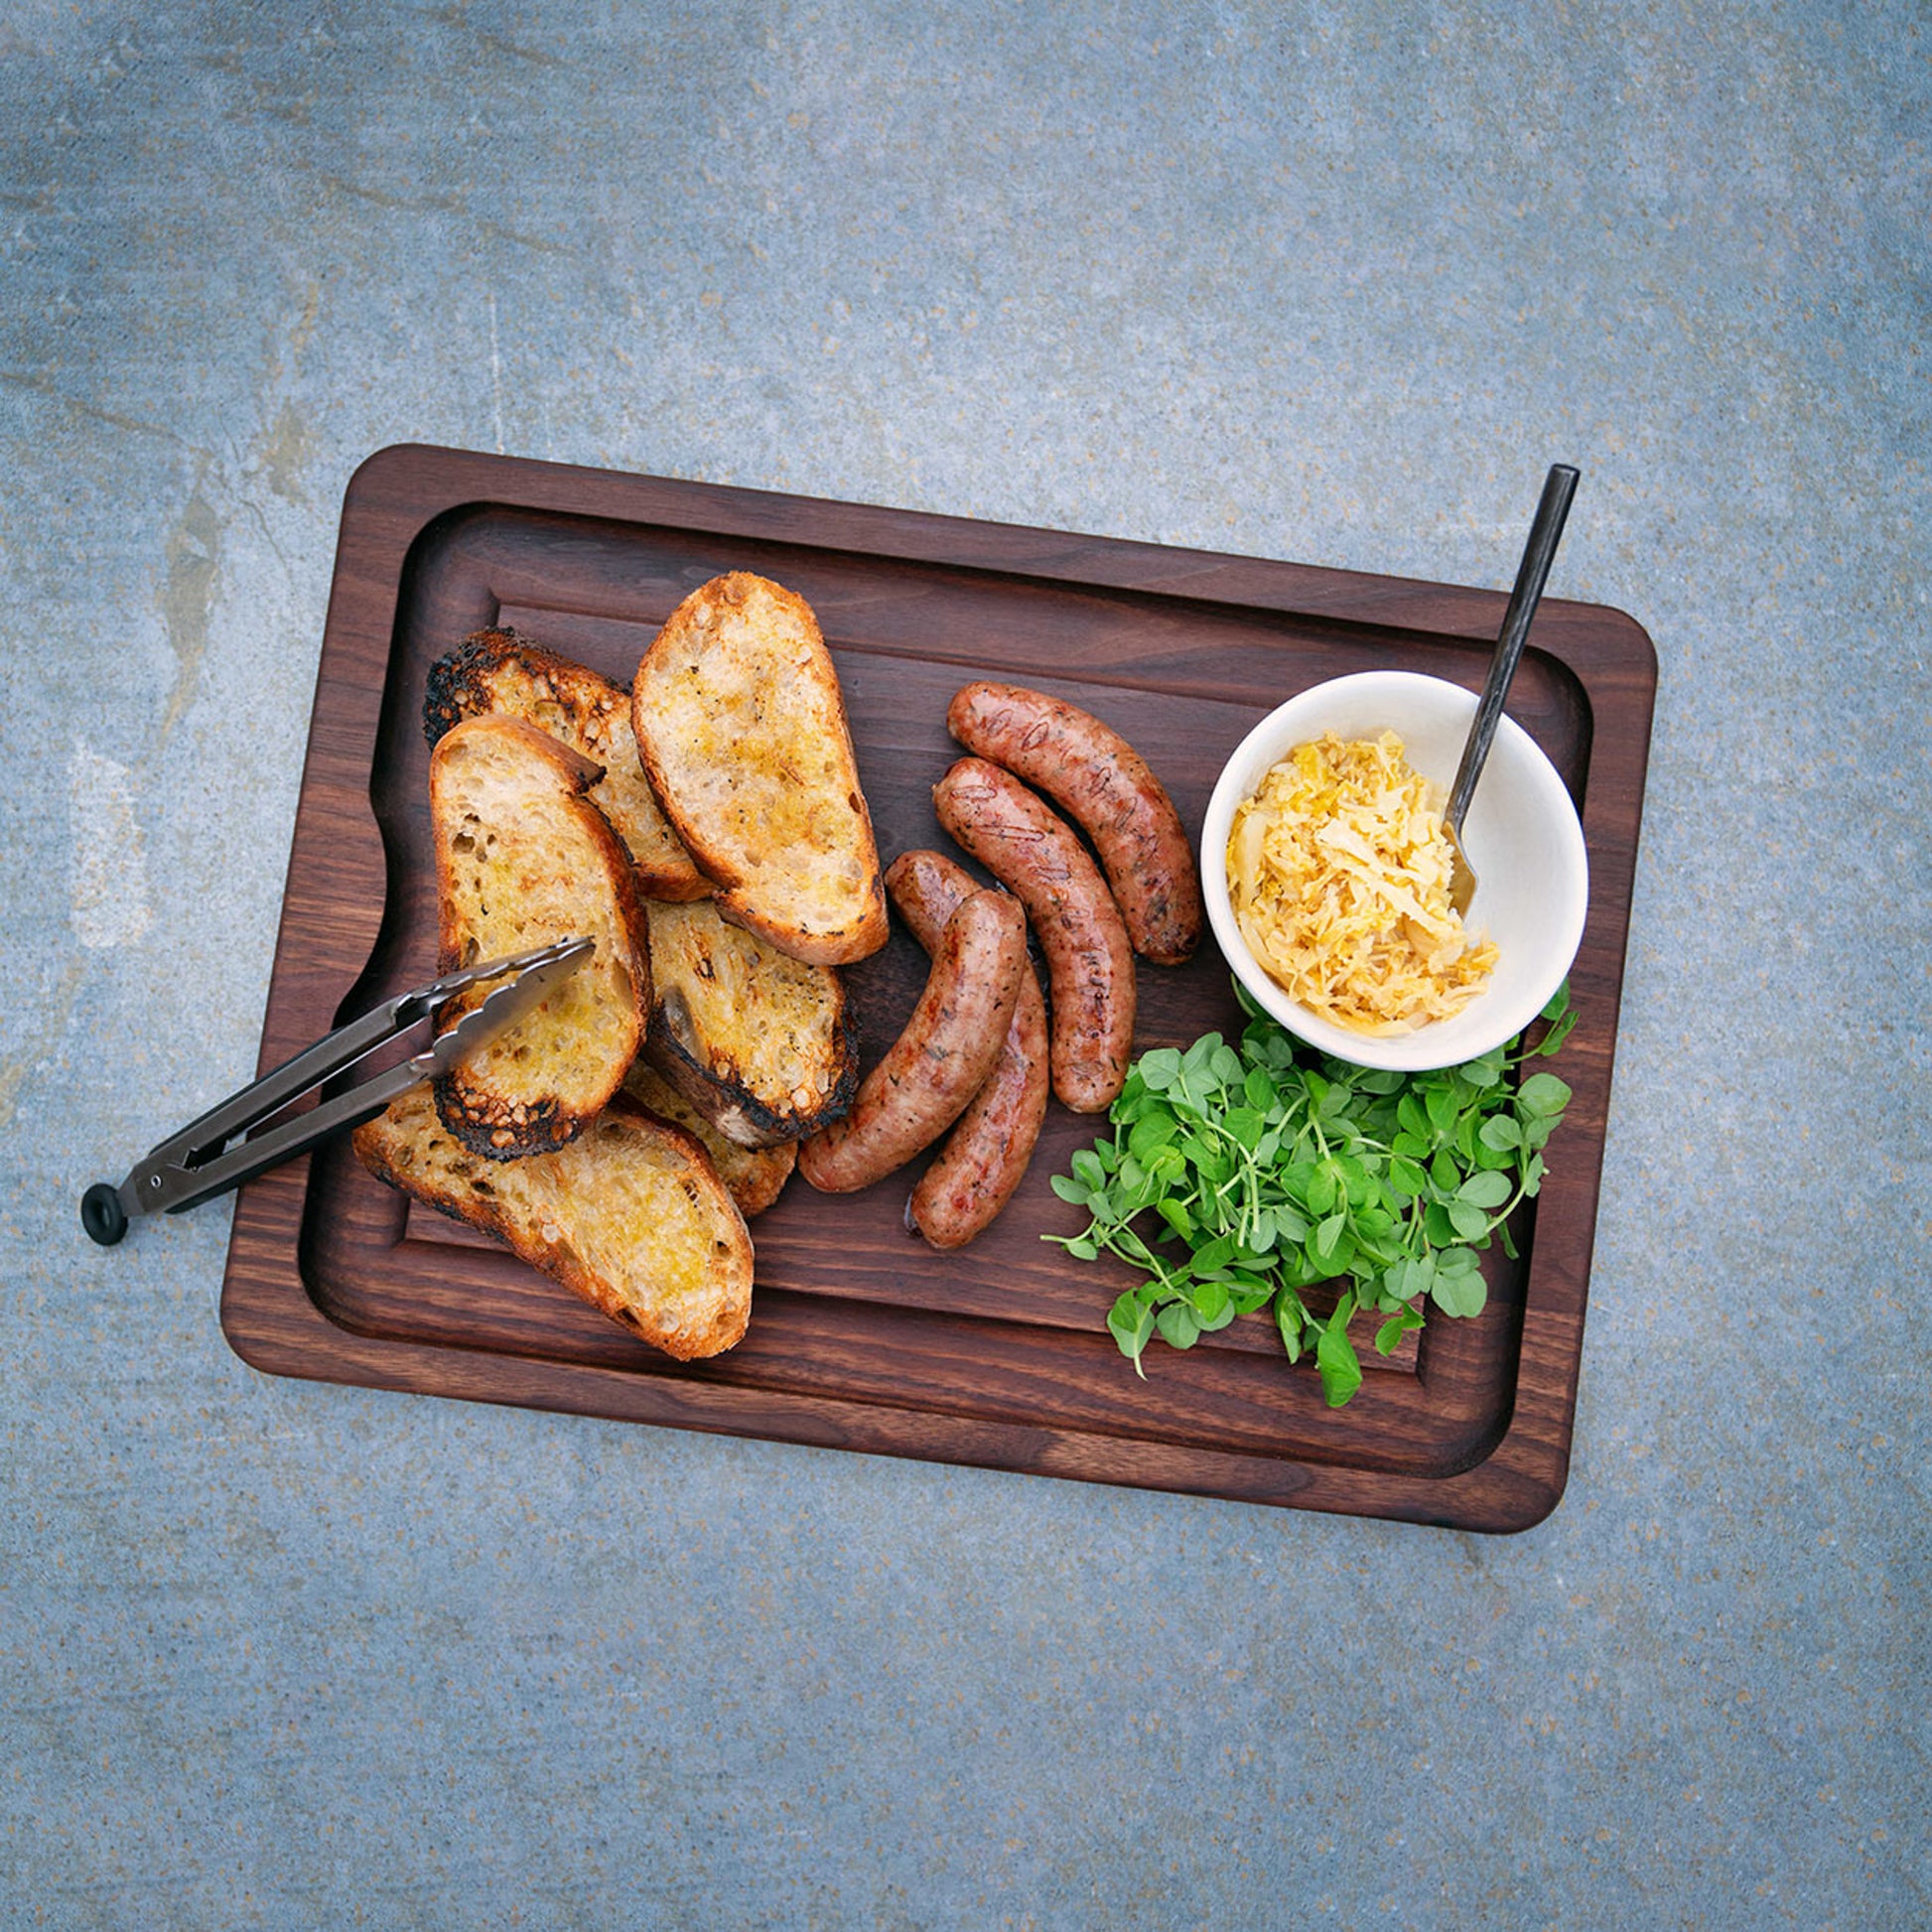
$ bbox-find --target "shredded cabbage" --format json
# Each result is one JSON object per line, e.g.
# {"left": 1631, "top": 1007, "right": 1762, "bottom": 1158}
{"left": 1227, "top": 731, "right": 1497, "bottom": 1036}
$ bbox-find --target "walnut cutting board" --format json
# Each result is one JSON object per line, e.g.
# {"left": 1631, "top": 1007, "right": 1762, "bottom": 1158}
{"left": 219, "top": 445, "right": 1656, "bottom": 1532}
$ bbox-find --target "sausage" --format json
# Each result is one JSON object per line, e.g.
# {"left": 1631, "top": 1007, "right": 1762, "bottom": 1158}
{"left": 947, "top": 680, "right": 1203, "bottom": 965}
{"left": 796, "top": 890, "right": 1028, "bottom": 1194}
{"left": 932, "top": 757, "right": 1136, "bottom": 1114}
{"left": 886, "top": 851, "right": 1051, "bottom": 1249}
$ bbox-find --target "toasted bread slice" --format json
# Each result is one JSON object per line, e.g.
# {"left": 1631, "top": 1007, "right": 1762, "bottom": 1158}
{"left": 630, "top": 573, "right": 888, "bottom": 965}
{"left": 621, "top": 1061, "right": 796, "bottom": 1218}
{"left": 425, "top": 626, "right": 712, "bottom": 901}
{"left": 429, "top": 715, "right": 650, "bottom": 1159}
{"left": 640, "top": 898, "right": 857, "bottom": 1149}
{"left": 353, "top": 1088, "right": 752, "bottom": 1360}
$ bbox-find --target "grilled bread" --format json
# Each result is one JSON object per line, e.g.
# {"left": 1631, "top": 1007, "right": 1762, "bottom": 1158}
{"left": 353, "top": 1088, "right": 752, "bottom": 1360}
{"left": 641, "top": 897, "right": 857, "bottom": 1149}
{"left": 429, "top": 715, "right": 650, "bottom": 1159}
{"left": 630, "top": 573, "right": 888, "bottom": 965}
{"left": 425, "top": 625, "right": 712, "bottom": 901}
{"left": 621, "top": 1061, "right": 796, "bottom": 1218}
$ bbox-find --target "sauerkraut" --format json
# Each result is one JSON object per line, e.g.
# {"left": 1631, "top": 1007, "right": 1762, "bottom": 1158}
{"left": 1227, "top": 730, "right": 1497, "bottom": 1035}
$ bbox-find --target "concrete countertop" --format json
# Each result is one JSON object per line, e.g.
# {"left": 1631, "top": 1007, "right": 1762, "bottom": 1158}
{"left": 3, "top": 4, "right": 1922, "bottom": 1926}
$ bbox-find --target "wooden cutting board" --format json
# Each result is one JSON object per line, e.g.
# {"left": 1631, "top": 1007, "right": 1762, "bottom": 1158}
{"left": 219, "top": 445, "right": 1656, "bottom": 1532}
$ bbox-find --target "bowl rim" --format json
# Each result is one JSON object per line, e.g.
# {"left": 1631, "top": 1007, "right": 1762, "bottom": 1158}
{"left": 1201, "top": 669, "right": 1588, "bottom": 1072}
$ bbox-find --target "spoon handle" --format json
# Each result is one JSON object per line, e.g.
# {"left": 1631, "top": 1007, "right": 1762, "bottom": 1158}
{"left": 1446, "top": 464, "right": 1581, "bottom": 835}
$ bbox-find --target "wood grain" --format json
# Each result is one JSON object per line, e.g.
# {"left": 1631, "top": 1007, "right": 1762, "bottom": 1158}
{"left": 219, "top": 445, "right": 1657, "bottom": 1532}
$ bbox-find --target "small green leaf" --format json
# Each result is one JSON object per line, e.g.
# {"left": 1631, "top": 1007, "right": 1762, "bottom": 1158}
{"left": 1333, "top": 1155, "right": 1372, "bottom": 1204}
{"left": 1518, "top": 1072, "right": 1573, "bottom": 1119}
{"left": 1156, "top": 1197, "right": 1195, "bottom": 1241}
{"left": 1387, "top": 1156, "right": 1428, "bottom": 1198}
{"left": 1182, "top": 1034, "right": 1222, "bottom": 1076}
{"left": 1447, "top": 1200, "right": 1491, "bottom": 1240}
{"left": 1431, "top": 1265, "right": 1488, "bottom": 1319}
{"left": 1456, "top": 1048, "right": 1507, "bottom": 1090}
{"left": 1301, "top": 1164, "right": 1333, "bottom": 1218}
{"left": 1190, "top": 1234, "right": 1236, "bottom": 1278}
{"left": 1316, "top": 1295, "right": 1363, "bottom": 1407}
{"left": 1064, "top": 1235, "right": 1100, "bottom": 1261}
{"left": 1375, "top": 1307, "right": 1426, "bottom": 1355}
{"left": 1049, "top": 1173, "right": 1090, "bottom": 1205}
{"left": 1156, "top": 1302, "right": 1201, "bottom": 1349}
{"left": 1139, "top": 1048, "right": 1183, "bottom": 1091}
{"left": 1186, "top": 1137, "right": 1234, "bottom": 1185}
{"left": 1312, "top": 1210, "right": 1348, "bottom": 1263}
{"left": 1456, "top": 1171, "right": 1514, "bottom": 1208}
{"left": 1191, "top": 1278, "right": 1233, "bottom": 1328}
{"left": 1394, "top": 1252, "right": 1437, "bottom": 1303}
{"left": 1228, "top": 1274, "right": 1276, "bottom": 1314}
{"left": 1479, "top": 1114, "right": 1522, "bottom": 1152}
{"left": 1108, "top": 1290, "right": 1157, "bottom": 1360}
{"left": 1071, "top": 1149, "right": 1107, "bottom": 1190}
{"left": 1271, "top": 1204, "right": 1311, "bottom": 1246}
{"left": 1276, "top": 1294, "right": 1306, "bottom": 1363}
{"left": 1273, "top": 1160, "right": 1312, "bottom": 1208}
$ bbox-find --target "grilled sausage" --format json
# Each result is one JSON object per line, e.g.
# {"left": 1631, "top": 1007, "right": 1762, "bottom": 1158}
{"left": 947, "top": 680, "right": 1203, "bottom": 965}
{"left": 886, "top": 851, "right": 1050, "bottom": 1249}
{"left": 932, "top": 758, "right": 1136, "bottom": 1114}
{"left": 797, "top": 890, "right": 1028, "bottom": 1193}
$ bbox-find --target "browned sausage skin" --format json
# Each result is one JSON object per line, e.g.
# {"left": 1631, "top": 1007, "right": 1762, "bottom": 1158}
{"left": 931, "top": 758, "right": 1136, "bottom": 1114}
{"left": 886, "top": 851, "right": 1051, "bottom": 1249}
{"left": 797, "top": 890, "right": 1028, "bottom": 1194}
{"left": 946, "top": 680, "right": 1203, "bottom": 965}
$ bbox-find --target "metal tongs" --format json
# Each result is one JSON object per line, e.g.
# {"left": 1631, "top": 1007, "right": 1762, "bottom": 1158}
{"left": 80, "top": 936, "right": 594, "bottom": 1247}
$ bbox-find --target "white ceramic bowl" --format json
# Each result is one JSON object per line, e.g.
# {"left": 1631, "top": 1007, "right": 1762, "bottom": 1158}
{"left": 1201, "top": 670, "right": 1587, "bottom": 1071}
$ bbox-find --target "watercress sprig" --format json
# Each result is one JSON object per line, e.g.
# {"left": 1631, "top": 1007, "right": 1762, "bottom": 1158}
{"left": 1045, "top": 982, "right": 1575, "bottom": 1407}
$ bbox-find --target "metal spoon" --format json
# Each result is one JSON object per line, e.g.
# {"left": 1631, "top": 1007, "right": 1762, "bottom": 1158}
{"left": 1446, "top": 463, "right": 1581, "bottom": 916}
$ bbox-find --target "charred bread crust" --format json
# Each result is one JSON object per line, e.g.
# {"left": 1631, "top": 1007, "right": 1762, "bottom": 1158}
{"left": 352, "top": 1090, "right": 752, "bottom": 1360}
{"left": 629, "top": 573, "right": 889, "bottom": 966}
{"left": 638, "top": 898, "right": 859, "bottom": 1150}
{"left": 425, "top": 625, "right": 713, "bottom": 902}
{"left": 644, "top": 995, "right": 859, "bottom": 1149}
{"left": 428, "top": 714, "right": 651, "bottom": 1161}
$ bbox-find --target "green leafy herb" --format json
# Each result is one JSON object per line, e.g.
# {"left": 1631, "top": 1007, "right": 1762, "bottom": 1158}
{"left": 1045, "top": 981, "right": 1575, "bottom": 1407}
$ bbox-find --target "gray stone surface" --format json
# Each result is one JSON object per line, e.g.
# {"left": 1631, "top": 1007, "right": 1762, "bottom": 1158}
{"left": 3, "top": 3, "right": 1924, "bottom": 1926}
